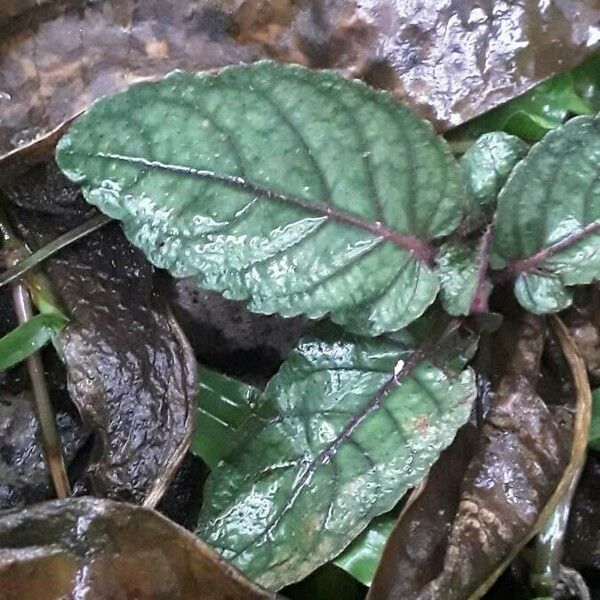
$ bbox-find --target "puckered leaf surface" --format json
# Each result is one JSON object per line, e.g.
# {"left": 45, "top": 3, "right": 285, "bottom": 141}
{"left": 196, "top": 326, "right": 476, "bottom": 589}
{"left": 56, "top": 61, "right": 468, "bottom": 335}
{"left": 492, "top": 114, "right": 600, "bottom": 313}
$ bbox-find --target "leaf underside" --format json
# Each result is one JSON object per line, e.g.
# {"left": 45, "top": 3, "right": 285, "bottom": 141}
{"left": 196, "top": 327, "right": 476, "bottom": 590}
{"left": 56, "top": 61, "right": 467, "bottom": 335}
{"left": 492, "top": 114, "right": 600, "bottom": 313}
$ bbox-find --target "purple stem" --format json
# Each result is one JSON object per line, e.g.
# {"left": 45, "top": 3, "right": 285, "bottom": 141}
{"left": 470, "top": 224, "right": 494, "bottom": 313}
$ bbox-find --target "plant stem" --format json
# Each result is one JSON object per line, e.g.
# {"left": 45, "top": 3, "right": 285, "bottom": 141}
{"left": 11, "top": 282, "right": 71, "bottom": 498}
{"left": 0, "top": 213, "right": 112, "bottom": 290}
{"left": 1, "top": 210, "right": 71, "bottom": 498}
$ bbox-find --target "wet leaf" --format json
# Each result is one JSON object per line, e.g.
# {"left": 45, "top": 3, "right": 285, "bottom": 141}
{"left": 435, "top": 241, "right": 481, "bottom": 316}
{"left": 192, "top": 362, "right": 401, "bottom": 586}
{"left": 0, "top": 312, "right": 67, "bottom": 371}
{"left": 0, "top": 497, "right": 275, "bottom": 600}
{"left": 197, "top": 325, "right": 476, "bottom": 589}
{"left": 4, "top": 163, "right": 197, "bottom": 506}
{"left": 367, "top": 422, "right": 478, "bottom": 600}
{"left": 459, "top": 132, "right": 529, "bottom": 231}
{"left": 2, "top": 0, "right": 599, "bottom": 165}
{"left": 333, "top": 504, "right": 400, "bottom": 587}
{"left": 57, "top": 61, "right": 467, "bottom": 335}
{"left": 491, "top": 115, "right": 600, "bottom": 313}
{"left": 192, "top": 361, "right": 405, "bottom": 587}
{"left": 368, "top": 312, "right": 589, "bottom": 600}
{"left": 573, "top": 55, "right": 600, "bottom": 113}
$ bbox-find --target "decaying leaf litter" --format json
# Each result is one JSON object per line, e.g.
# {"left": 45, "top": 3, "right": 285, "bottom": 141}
{"left": 1, "top": 2, "right": 600, "bottom": 599}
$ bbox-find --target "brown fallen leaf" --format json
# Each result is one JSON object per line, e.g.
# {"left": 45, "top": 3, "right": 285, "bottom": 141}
{"left": 368, "top": 313, "right": 591, "bottom": 600}
{"left": 4, "top": 162, "right": 197, "bottom": 507}
{"left": 1, "top": 0, "right": 598, "bottom": 170}
{"left": 0, "top": 497, "right": 277, "bottom": 600}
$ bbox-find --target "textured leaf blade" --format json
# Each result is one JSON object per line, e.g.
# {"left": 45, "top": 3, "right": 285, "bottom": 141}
{"left": 56, "top": 61, "right": 468, "bottom": 335}
{"left": 0, "top": 313, "right": 68, "bottom": 371}
{"left": 459, "top": 131, "right": 528, "bottom": 231}
{"left": 435, "top": 241, "right": 481, "bottom": 316}
{"left": 492, "top": 114, "right": 600, "bottom": 313}
{"left": 196, "top": 327, "right": 476, "bottom": 589}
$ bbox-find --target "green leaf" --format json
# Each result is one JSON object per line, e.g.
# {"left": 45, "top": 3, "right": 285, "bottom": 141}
{"left": 572, "top": 54, "right": 600, "bottom": 114}
{"left": 196, "top": 326, "right": 476, "bottom": 589}
{"left": 333, "top": 508, "right": 398, "bottom": 587}
{"left": 194, "top": 363, "right": 413, "bottom": 588}
{"left": 455, "top": 71, "right": 593, "bottom": 142}
{"left": 0, "top": 313, "right": 68, "bottom": 371}
{"left": 460, "top": 132, "right": 529, "bottom": 230}
{"left": 193, "top": 365, "right": 265, "bottom": 468}
{"left": 435, "top": 240, "right": 481, "bottom": 316}
{"left": 513, "top": 273, "right": 574, "bottom": 314}
{"left": 590, "top": 388, "right": 600, "bottom": 452}
{"left": 491, "top": 114, "right": 600, "bottom": 314}
{"left": 435, "top": 224, "right": 495, "bottom": 316}
{"left": 56, "top": 61, "right": 468, "bottom": 336}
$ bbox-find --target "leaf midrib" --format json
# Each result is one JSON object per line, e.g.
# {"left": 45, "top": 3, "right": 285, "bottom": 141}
{"left": 499, "top": 217, "right": 600, "bottom": 278}
{"left": 91, "top": 152, "right": 436, "bottom": 264}
{"left": 222, "top": 326, "right": 463, "bottom": 563}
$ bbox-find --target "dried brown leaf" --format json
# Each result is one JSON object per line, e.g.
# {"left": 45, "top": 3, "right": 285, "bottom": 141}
{"left": 0, "top": 497, "right": 276, "bottom": 600}
{"left": 4, "top": 163, "right": 197, "bottom": 506}
{"left": 1, "top": 0, "right": 598, "bottom": 170}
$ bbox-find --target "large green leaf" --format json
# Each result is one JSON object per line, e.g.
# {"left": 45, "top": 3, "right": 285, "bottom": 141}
{"left": 56, "top": 61, "right": 468, "bottom": 336}
{"left": 491, "top": 114, "right": 600, "bottom": 313}
{"left": 0, "top": 313, "right": 68, "bottom": 371}
{"left": 196, "top": 326, "right": 476, "bottom": 589}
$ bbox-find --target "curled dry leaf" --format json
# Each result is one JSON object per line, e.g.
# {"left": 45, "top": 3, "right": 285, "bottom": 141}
{"left": 3, "top": 163, "right": 197, "bottom": 506}
{"left": 0, "top": 497, "right": 276, "bottom": 600}
{"left": 1, "top": 0, "right": 599, "bottom": 167}
{"left": 368, "top": 312, "right": 591, "bottom": 600}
